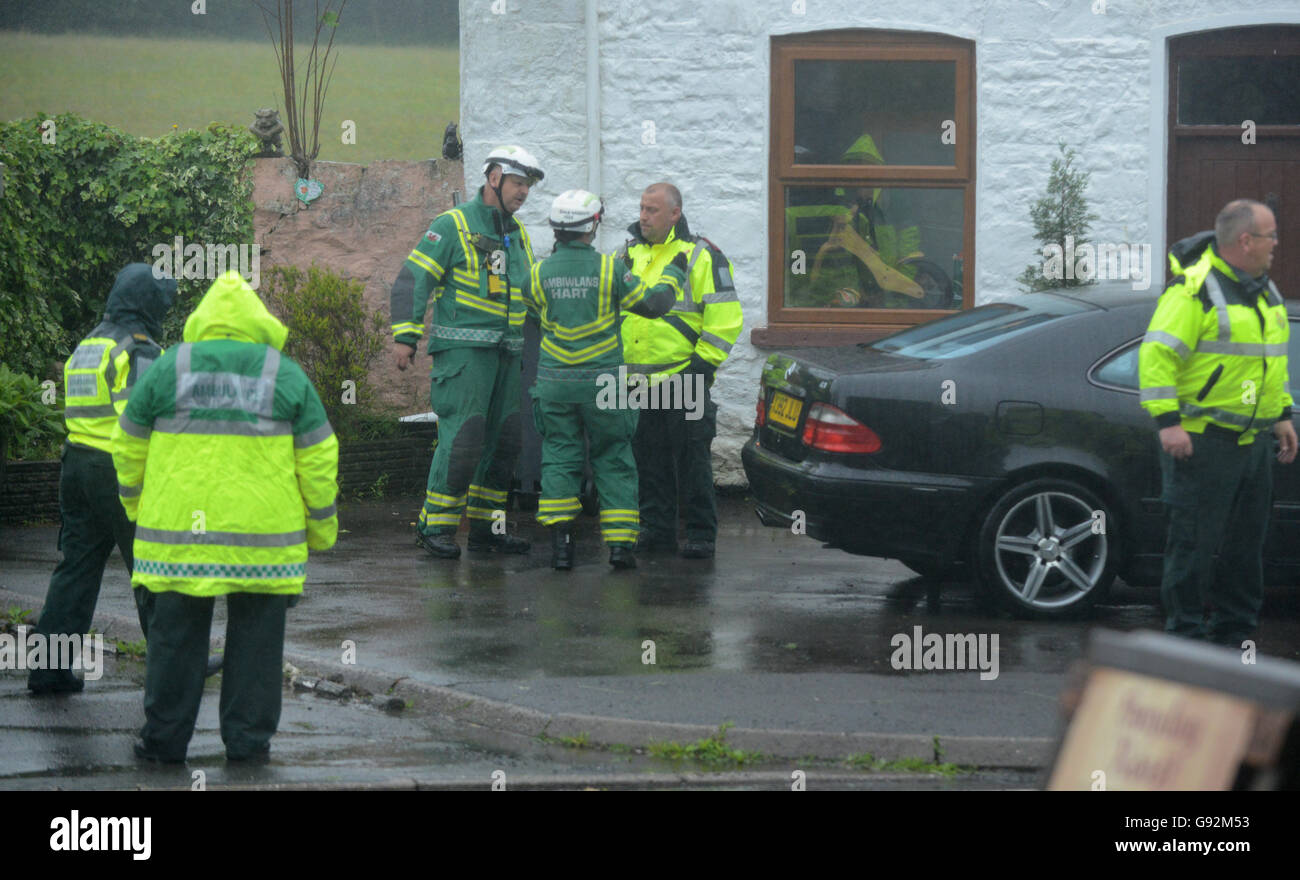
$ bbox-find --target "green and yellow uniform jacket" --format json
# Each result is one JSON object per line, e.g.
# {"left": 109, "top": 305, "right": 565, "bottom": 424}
{"left": 1140, "top": 234, "right": 1292, "bottom": 442}
{"left": 64, "top": 264, "right": 175, "bottom": 453}
{"left": 524, "top": 240, "right": 686, "bottom": 402}
{"left": 391, "top": 189, "right": 536, "bottom": 356}
{"left": 619, "top": 216, "right": 743, "bottom": 384}
{"left": 112, "top": 272, "right": 339, "bottom": 596}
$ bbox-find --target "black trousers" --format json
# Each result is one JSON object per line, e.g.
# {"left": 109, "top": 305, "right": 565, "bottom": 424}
{"left": 1159, "top": 428, "right": 1272, "bottom": 646}
{"left": 631, "top": 384, "right": 718, "bottom": 543}
{"left": 28, "top": 444, "right": 152, "bottom": 691}
{"left": 140, "top": 591, "right": 289, "bottom": 761}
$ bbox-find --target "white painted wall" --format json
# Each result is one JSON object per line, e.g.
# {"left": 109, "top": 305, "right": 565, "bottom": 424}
{"left": 460, "top": 0, "right": 1300, "bottom": 485}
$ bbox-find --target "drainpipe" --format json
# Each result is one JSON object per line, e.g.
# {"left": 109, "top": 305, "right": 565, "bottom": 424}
{"left": 586, "top": 0, "right": 601, "bottom": 227}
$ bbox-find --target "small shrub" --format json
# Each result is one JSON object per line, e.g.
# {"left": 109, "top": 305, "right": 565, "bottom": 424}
{"left": 259, "top": 263, "right": 388, "bottom": 441}
{"left": 1018, "top": 141, "right": 1099, "bottom": 293}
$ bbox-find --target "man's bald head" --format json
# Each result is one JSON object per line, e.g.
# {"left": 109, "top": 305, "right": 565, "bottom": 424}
{"left": 639, "top": 182, "right": 683, "bottom": 244}
{"left": 1216, "top": 198, "right": 1277, "bottom": 278}
{"left": 645, "top": 182, "right": 682, "bottom": 210}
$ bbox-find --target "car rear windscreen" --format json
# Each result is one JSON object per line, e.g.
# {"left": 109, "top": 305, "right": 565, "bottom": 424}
{"left": 869, "top": 299, "right": 1094, "bottom": 360}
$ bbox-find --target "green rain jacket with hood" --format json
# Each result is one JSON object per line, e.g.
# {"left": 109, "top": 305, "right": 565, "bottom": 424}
{"left": 112, "top": 271, "right": 338, "bottom": 596}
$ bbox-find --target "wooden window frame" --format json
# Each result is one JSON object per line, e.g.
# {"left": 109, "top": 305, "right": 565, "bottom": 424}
{"left": 754, "top": 30, "right": 976, "bottom": 348}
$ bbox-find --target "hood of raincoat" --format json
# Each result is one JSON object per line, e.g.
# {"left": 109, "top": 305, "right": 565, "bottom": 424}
{"left": 104, "top": 263, "right": 177, "bottom": 340}
{"left": 183, "top": 271, "right": 288, "bottom": 350}
{"left": 1167, "top": 230, "right": 1216, "bottom": 276}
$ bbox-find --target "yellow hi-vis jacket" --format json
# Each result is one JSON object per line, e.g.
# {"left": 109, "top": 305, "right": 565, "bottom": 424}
{"left": 64, "top": 326, "right": 158, "bottom": 453}
{"left": 619, "top": 216, "right": 742, "bottom": 384}
{"left": 1139, "top": 239, "right": 1292, "bottom": 443}
{"left": 65, "top": 263, "right": 175, "bottom": 453}
{"left": 111, "top": 272, "right": 339, "bottom": 596}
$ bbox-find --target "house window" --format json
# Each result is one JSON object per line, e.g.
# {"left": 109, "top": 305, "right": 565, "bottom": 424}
{"left": 757, "top": 31, "right": 975, "bottom": 347}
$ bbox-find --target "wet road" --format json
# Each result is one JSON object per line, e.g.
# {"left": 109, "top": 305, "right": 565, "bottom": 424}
{"left": 0, "top": 658, "right": 1038, "bottom": 791}
{"left": 3, "top": 493, "right": 1298, "bottom": 752}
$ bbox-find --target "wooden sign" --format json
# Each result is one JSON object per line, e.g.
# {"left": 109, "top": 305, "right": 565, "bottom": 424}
{"left": 1049, "top": 667, "right": 1256, "bottom": 790}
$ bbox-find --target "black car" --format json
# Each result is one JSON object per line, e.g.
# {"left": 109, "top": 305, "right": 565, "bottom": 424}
{"left": 742, "top": 284, "right": 1300, "bottom": 618}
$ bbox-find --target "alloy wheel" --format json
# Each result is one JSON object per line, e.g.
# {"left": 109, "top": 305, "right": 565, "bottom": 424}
{"left": 990, "top": 489, "right": 1108, "bottom": 612}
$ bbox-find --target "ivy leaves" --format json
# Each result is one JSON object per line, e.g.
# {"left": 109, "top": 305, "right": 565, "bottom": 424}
{"left": 0, "top": 113, "right": 260, "bottom": 376}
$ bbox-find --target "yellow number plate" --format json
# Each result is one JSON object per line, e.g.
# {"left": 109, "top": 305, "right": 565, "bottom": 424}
{"left": 768, "top": 391, "right": 803, "bottom": 429}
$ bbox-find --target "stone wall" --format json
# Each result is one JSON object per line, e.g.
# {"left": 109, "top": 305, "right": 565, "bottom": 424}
{"left": 252, "top": 156, "right": 467, "bottom": 415}
{"left": 460, "top": 0, "right": 1300, "bottom": 485}
{"left": 0, "top": 425, "right": 439, "bottom": 525}
{"left": 0, "top": 461, "right": 60, "bottom": 524}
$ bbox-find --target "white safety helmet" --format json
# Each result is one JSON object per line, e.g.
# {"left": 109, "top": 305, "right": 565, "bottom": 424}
{"left": 482, "top": 145, "right": 545, "bottom": 184}
{"left": 549, "top": 189, "right": 605, "bottom": 234}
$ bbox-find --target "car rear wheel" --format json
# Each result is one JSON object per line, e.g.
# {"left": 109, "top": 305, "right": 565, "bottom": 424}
{"left": 975, "top": 478, "right": 1116, "bottom": 618}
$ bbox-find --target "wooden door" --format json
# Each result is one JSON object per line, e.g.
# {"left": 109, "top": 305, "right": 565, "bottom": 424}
{"left": 1168, "top": 26, "right": 1300, "bottom": 296}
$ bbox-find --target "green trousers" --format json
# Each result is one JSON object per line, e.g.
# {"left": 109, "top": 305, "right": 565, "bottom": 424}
{"left": 29, "top": 444, "right": 152, "bottom": 691}
{"left": 418, "top": 346, "right": 522, "bottom": 536}
{"left": 532, "top": 393, "right": 640, "bottom": 544}
{"left": 139, "top": 591, "right": 289, "bottom": 761}
{"left": 1159, "top": 427, "right": 1272, "bottom": 646}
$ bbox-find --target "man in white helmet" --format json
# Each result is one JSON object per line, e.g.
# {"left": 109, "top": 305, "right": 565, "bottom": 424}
{"left": 524, "top": 189, "right": 687, "bottom": 570}
{"left": 390, "top": 145, "right": 544, "bottom": 558}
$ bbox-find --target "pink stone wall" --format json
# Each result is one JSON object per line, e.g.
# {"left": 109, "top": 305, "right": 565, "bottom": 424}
{"left": 251, "top": 157, "right": 466, "bottom": 414}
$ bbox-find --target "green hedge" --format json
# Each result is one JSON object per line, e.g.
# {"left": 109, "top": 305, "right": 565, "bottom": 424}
{"left": 260, "top": 263, "right": 390, "bottom": 442}
{"left": 0, "top": 112, "right": 259, "bottom": 376}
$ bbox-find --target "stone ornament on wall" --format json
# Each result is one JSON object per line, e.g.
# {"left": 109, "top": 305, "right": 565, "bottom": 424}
{"left": 249, "top": 108, "right": 285, "bottom": 158}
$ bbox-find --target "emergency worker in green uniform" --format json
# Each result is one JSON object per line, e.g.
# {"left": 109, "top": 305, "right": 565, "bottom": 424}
{"left": 28, "top": 263, "right": 174, "bottom": 695}
{"left": 525, "top": 190, "right": 687, "bottom": 570}
{"left": 391, "top": 146, "right": 543, "bottom": 559}
{"left": 113, "top": 271, "right": 339, "bottom": 763}
{"left": 1139, "top": 199, "right": 1296, "bottom": 646}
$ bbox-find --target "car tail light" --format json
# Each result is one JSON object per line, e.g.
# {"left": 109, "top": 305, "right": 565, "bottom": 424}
{"left": 801, "top": 403, "right": 881, "bottom": 454}
{"left": 755, "top": 392, "right": 767, "bottom": 427}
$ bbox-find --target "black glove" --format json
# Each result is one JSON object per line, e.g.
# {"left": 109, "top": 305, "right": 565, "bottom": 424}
{"left": 688, "top": 354, "right": 716, "bottom": 388}
{"left": 670, "top": 252, "right": 689, "bottom": 273}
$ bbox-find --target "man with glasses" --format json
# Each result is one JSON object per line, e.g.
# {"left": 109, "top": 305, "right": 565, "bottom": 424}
{"left": 1140, "top": 198, "right": 1295, "bottom": 647}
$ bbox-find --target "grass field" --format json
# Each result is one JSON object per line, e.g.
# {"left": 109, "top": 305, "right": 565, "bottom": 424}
{"left": 0, "top": 31, "right": 458, "bottom": 165}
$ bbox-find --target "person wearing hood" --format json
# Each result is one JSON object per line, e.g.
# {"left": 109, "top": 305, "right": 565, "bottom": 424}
{"left": 28, "top": 263, "right": 174, "bottom": 696}
{"left": 618, "top": 182, "right": 743, "bottom": 559}
{"left": 1140, "top": 199, "right": 1295, "bottom": 646}
{"left": 112, "top": 271, "right": 338, "bottom": 763}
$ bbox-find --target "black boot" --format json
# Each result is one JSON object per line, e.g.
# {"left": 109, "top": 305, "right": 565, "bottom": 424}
{"left": 609, "top": 545, "right": 637, "bottom": 569}
{"left": 551, "top": 527, "right": 575, "bottom": 570}
{"left": 416, "top": 530, "right": 461, "bottom": 559}
{"left": 468, "top": 521, "right": 531, "bottom": 554}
